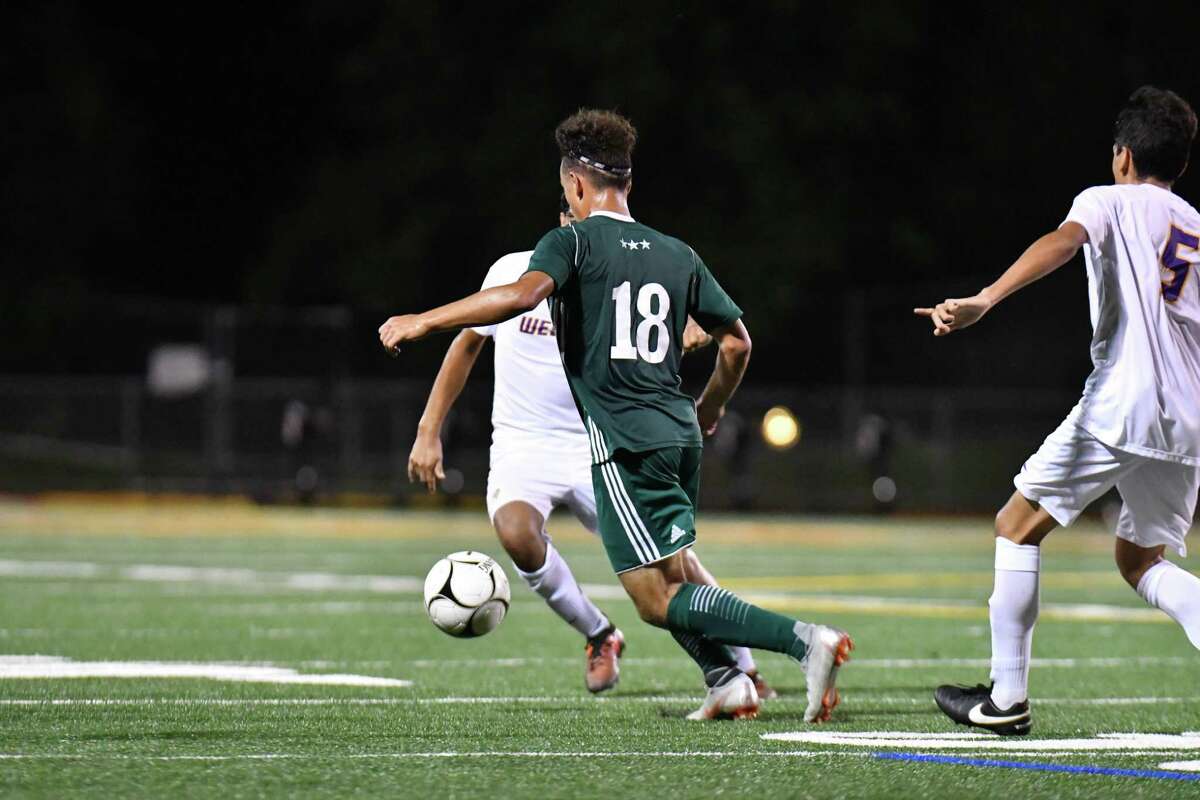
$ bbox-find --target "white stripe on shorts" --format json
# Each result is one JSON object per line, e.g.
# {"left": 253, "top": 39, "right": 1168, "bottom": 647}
{"left": 606, "top": 461, "right": 659, "bottom": 561}
{"left": 587, "top": 418, "right": 610, "bottom": 463}
{"left": 595, "top": 425, "right": 610, "bottom": 461}
{"left": 598, "top": 462, "right": 652, "bottom": 564}
{"left": 602, "top": 461, "right": 660, "bottom": 563}
{"left": 585, "top": 419, "right": 600, "bottom": 463}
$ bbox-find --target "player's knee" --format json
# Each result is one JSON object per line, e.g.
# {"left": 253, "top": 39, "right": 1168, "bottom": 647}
{"left": 1115, "top": 559, "right": 1141, "bottom": 589}
{"left": 994, "top": 508, "right": 1034, "bottom": 545}
{"left": 994, "top": 493, "right": 1057, "bottom": 546}
{"left": 496, "top": 534, "right": 544, "bottom": 573}
{"left": 1114, "top": 542, "right": 1161, "bottom": 590}
{"left": 627, "top": 589, "right": 668, "bottom": 627}
{"left": 993, "top": 509, "right": 1019, "bottom": 542}
{"left": 635, "top": 598, "right": 668, "bottom": 627}
{"left": 492, "top": 511, "right": 546, "bottom": 573}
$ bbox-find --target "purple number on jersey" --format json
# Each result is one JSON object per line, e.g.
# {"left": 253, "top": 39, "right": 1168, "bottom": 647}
{"left": 1162, "top": 224, "right": 1199, "bottom": 303}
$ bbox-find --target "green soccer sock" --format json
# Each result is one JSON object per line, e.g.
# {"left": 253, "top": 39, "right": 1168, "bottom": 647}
{"left": 667, "top": 583, "right": 812, "bottom": 662}
{"left": 669, "top": 630, "right": 739, "bottom": 687}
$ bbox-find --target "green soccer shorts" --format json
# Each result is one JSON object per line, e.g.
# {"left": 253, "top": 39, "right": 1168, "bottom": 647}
{"left": 591, "top": 446, "right": 701, "bottom": 574}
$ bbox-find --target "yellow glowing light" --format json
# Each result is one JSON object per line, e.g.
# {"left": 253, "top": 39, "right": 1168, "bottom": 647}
{"left": 762, "top": 406, "right": 801, "bottom": 450}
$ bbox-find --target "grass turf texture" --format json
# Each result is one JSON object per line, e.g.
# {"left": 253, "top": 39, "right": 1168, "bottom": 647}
{"left": 1, "top": 500, "right": 1199, "bottom": 798}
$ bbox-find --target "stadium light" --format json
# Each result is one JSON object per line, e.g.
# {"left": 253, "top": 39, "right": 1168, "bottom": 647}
{"left": 761, "top": 406, "right": 801, "bottom": 450}
{"left": 872, "top": 476, "right": 897, "bottom": 504}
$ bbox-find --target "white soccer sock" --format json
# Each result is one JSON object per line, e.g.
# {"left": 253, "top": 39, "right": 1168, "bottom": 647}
{"left": 515, "top": 542, "right": 610, "bottom": 639}
{"left": 988, "top": 538, "right": 1040, "bottom": 710}
{"left": 1137, "top": 560, "right": 1200, "bottom": 650}
{"left": 731, "top": 646, "right": 756, "bottom": 673}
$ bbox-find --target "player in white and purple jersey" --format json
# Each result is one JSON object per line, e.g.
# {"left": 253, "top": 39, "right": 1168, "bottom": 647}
{"left": 917, "top": 86, "right": 1200, "bottom": 735}
{"left": 407, "top": 197, "right": 774, "bottom": 696}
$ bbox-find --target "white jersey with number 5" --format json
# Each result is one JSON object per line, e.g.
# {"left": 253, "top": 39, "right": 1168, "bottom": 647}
{"left": 1062, "top": 183, "right": 1200, "bottom": 465}
{"left": 470, "top": 252, "right": 589, "bottom": 454}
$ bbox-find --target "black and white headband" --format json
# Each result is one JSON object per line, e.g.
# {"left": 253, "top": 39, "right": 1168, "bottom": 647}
{"left": 567, "top": 150, "right": 632, "bottom": 178}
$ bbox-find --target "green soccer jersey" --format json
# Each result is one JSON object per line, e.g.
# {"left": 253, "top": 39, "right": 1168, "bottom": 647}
{"left": 526, "top": 210, "right": 742, "bottom": 463}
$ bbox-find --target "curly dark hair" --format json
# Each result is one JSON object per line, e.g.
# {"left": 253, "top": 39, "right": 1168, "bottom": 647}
{"left": 555, "top": 109, "right": 637, "bottom": 190}
{"left": 1113, "top": 86, "right": 1197, "bottom": 183}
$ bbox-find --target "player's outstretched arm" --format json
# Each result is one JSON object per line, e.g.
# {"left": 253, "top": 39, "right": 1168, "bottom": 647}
{"left": 408, "top": 330, "right": 487, "bottom": 493}
{"left": 696, "top": 319, "right": 752, "bottom": 436}
{"left": 379, "top": 272, "right": 555, "bottom": 352}
{"left": 914, "top": 222, "right": 1089, "bottom": 336}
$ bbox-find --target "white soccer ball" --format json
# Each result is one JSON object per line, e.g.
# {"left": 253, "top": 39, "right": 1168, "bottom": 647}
{"left": 423, "top": 551, "right": 511, "bottom": 637}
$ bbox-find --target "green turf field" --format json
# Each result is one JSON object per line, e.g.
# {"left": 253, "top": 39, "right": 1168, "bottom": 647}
{"left": 2, "top": 499, "right": 1199, "bottom": 798}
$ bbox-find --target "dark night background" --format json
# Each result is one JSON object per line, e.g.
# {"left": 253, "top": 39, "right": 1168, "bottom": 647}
{"left": 6, "top": 1, "right": 1200, "bottom": 390}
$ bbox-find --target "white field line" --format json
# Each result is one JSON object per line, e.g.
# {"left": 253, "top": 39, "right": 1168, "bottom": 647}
{"left": 1, "top": 694, "right": 1196, "bottom": 708}
{"left": 0, "top": 559, "right": 1170, "bottom": 623}
{"left": 0, "top": 748, "right": 1195, "bottom": 761}
{"left": 850, "top": 656, "right": 1195, "bottom": 668}
{"left": 0, "top": 560, "right": 101, "bottom": 578}
{"left": 746, "top": 593, "right": 1166, "bottom": 622}
{"left": 401, "top": 655, "right": 1194, "bottom": 669}
{"left": 412, "top": 695, "right": 1200, "bottom": 707}
{"left": 0, "top": 628, "right": 335, "bottom": 639}
{"left": 0, "top": 559, "right": 422, "bottom": 594}
{"left": 0, "top": 656, "right": 410, "bottom": 687}
{"left": 203, "top": 602, "right": 424, "bottom": 615}
{"left": 295, "top": 659, "right": 395, "bottom": 669}
{"left": 1, "top": 652, "right": 1184, "bottom": 670}
{"left": 866, "top": 695, "right": 1200, "bottom": 706}
{"left": 0, "top": 751, "right": 843, "bottom": 761}
{"left": 0, "top": 699, "right": 418, "bottom": 706}
{"left": 762, "top": 730, "right": 1200, "bottom": 752}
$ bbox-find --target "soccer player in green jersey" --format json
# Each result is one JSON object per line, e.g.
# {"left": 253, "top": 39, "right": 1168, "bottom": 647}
{"left": 380, "top": 109, "right": 852, "bottom": 722}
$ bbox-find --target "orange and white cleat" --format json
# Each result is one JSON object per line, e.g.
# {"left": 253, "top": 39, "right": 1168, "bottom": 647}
{"left": 686, "top": 671, "right": 761, "bottom": 721}
{"left": 802, "top": 626, "right": 854, "bottom": 723}
{"left": 746, "top": 668, "right": 778, "bottom": 700}
{"left": 585, "top": 627, "right": 625, "bottom": 693}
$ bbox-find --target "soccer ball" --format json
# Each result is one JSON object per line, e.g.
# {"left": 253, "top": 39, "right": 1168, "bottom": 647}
{"left": 423, "top": 551, "right": 511, "bottom": 637}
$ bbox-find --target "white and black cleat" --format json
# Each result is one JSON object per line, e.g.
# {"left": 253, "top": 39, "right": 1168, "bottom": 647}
{"left": 802, "top": 625, "right": 854, "bottom": 723}
{"left": 686, "top": 670, "right": 761, "bottom": 721}
{"left": 934, "top": 683, "right": 1031, "bottom": 736}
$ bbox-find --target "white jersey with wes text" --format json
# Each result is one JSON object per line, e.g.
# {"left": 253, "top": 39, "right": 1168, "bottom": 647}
{"left": 471, "top": 251, "right": 589, "bottom": 454}
{"left": 1062, "top": 183, "right": 1200, "bottom": 466}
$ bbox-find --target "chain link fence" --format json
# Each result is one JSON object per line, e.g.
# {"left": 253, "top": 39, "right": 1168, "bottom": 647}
{"left": 0, "top": 374, "right": 1079, "bottom": 513}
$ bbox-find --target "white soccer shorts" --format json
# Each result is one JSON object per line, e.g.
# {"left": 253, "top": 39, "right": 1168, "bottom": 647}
{"left": 485, "top": 447, "right": 598, "bottom": 535}
{"left": 1014, "top": 412, "right": 1200, "bottom": 556}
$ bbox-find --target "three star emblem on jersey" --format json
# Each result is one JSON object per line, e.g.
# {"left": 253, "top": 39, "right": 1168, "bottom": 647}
{"left": 620, "top": 239, "right": 651, "bottom": 250}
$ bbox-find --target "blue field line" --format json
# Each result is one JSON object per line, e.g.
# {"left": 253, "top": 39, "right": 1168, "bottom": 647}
{"left": 873, "top": 752, "right": 1200, "bottom": 782}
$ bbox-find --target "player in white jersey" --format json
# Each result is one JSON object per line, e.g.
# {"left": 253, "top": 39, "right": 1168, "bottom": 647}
{"left": 408, "top": 198, "right": 773, "bottom": 696}
{"left": 916, "top": 86, "right": 1200, "bottom": 735}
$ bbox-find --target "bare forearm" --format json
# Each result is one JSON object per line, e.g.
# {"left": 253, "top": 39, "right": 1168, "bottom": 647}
{"left": 980, "top": 225, "right": 1086, "bottom": 306}
{"left": 698, "top": 321, "right": 752, "bottom": 412}
{"left": 420, "top": 285, "right": 534, "bottom": 335}
{"left": 699, "top": 347, "right": 749, "bottom": 410}
{"left": 417, "top": 331, "right": 485, "bottom": 436}
{"left": 915, "top": 223, "right": 1087, "bottom": 337}
{"left": 381, "top": 272, "right": 556, "bottom": 352}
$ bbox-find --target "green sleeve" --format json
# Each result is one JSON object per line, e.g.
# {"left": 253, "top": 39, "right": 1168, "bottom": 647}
{"left": 526, "top": 225, "right": 577, "bottom": 292}
{"left": 688, "top": 250, "right": 742, "bottom": 330}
